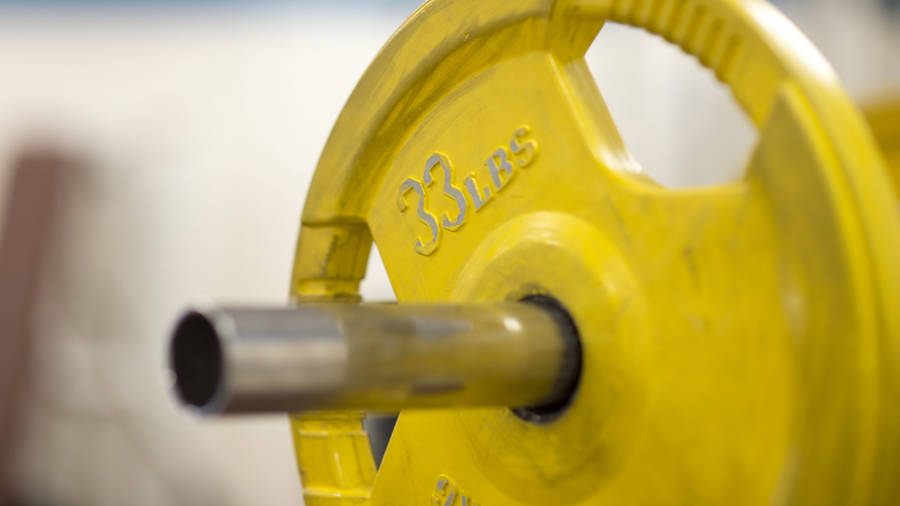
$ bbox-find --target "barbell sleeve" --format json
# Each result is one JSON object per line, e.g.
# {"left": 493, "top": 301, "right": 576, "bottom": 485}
{"left": 169, "top": 300, "right": 580, "bottom": 414}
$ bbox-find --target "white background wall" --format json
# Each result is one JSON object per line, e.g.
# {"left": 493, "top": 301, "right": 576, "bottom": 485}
{"left": 1, "top": 1, "right": 897, "bottom": 504}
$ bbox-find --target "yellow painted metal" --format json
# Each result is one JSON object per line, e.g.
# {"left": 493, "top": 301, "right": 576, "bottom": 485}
{"left": 863, "top": 97, "right": 900, "bottom": 195}
{"left": 288, "top": 0, "right": 900, "bottom": 504}
{"left": 289, "top": 413, "right": 375, "bottom": 505}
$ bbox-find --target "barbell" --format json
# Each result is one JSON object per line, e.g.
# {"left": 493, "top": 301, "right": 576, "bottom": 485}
{"left": 168, "top": 0, "right": 900, "bottom": 504}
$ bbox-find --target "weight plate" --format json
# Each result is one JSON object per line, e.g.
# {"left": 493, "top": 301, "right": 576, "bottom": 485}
{"left": 864, "top": 97, "right": 900, "bottom": 195}
{"left": 289, "top": 0, "right": 900, "bottom": 504}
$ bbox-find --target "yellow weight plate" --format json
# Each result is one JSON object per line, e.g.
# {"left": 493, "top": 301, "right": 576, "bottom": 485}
{"left": 863, "top": 97, "right": 900, "bottom": 195}
{"left": 289, "top": 0, "right": 900, "bottom": 504}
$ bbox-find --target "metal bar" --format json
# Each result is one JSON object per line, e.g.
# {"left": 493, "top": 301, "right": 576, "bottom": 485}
{"left": 169, "top": 301, "right": 579, "bottom": 414}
